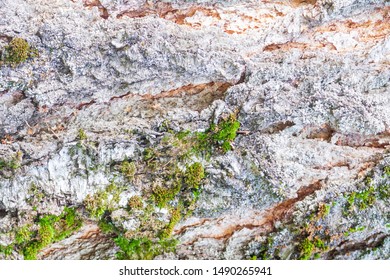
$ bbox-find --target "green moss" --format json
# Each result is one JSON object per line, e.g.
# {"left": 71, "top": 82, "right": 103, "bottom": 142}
{"left": 15, "top": 225, "right": 33, "bottom": 245}
{"left": 26, "top": 183, "right": 45, "bottom": 207}
{"left": 313, "top": 237, "right": 327, "bottom": 250}
{"left": 345, "top": 186, "right": 376, "bottom": 213}
{"left": 114, "top": 236, "right": 177, "bottom": 260}
{"left": 143, "top": 148, "right": 156, "bottom": 161}
{"left": 38, "top": 217, "right": 56, "bottom": 247}
{"left": 192, "top": 114, "right": 241, "bottom": 156}
{"left": 0, "top": 244, "right": 13, "bottom": 257}
{"left": 383, "top": 166, "right": 390, "bottom": 177}
{"left": 356, "top": 187, "right": 376, "bottom": 209}
{"left": 84, "top": 191, "right": 109, "bottom": 219}
{"left": 378, "top": 184, "right": 390, "bottom": 200}
{"left": 184, "top": 162, "right": 205, "bottom": 189}
{"left": 255, "top": 237, "right": 274, "bottom": 260}
{"left": 299, "top": 238, "right": 315, "bottom": 260}
{"left": 159, "top": 206, "right": 182, "bottom": 239}
{"left": 152, "top": 183, "right": 181, "bottom": 209}
{"left": 318, "top": 203, "right": 331, "bottom": 218}
{"left": 98, "top": 217, "right": 117, "bottom": 234}
{"left": 0, "top": 158, "right": 21, "bottom": 171}
{"left": 84, "top": 183, "right": 123, "bottom": 219}
{"left": 77, "top": 128, "right": 87, "bottom": 140}
{"left": 2, "top": 38, "right": 36, "bottom": 66}
{"left": 120, "top": 161, "right": 136, "bottom": 181}
{"left": 212, "top": 116, "right": 241, "bottom": 152}
{"left": 23, "top": 241, "right": 40, "bottom": 260}
{"left": 20, "top": 207, "right": 82, "bottom": 260}
{"left": 127, "top": 196, "right": 144, "bottom": 210}
{"left": 344, "top": 226, "right": 366, "bottom": 237}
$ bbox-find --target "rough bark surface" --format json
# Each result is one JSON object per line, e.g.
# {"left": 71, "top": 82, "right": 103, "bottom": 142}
{"left": 0, "top": 0, "right": 389, "bottom": 260}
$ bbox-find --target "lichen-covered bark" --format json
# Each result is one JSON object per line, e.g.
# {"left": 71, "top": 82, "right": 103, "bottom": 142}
{"left": 0, "top": 0, "right": 389, "bottom": 260}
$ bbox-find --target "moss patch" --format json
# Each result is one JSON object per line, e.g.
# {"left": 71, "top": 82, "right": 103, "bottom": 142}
{"left": 1, "top": 208, "right": 83, "bottom": 260}
{"left": 1, "top": 38, "right": 37, "bottom": 66}
{"left": 84, "top": 183, "right": 123, "bottom": 219}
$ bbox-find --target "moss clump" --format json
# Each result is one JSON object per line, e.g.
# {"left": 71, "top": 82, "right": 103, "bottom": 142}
{"left": 84, "top": 191, "right": 109, "bottom": 219}
{"left": 318, "top": 203, "right": 331, "bottom": 219}
{"left": 384, "top": 166, "right": 390, "bottom": 177}
{"left": 22, "top": 241, "right": 41, "bottom": 260}
{"left": 84, "top": 183, "right": 123, "bottom": 219}
{"left": 114, "top": 236, "right": 177, "bottom": 260}
{"left": 20, "top": 207, "right": 82, "bottom": 260}
{"left": 159, "top": 206, "right": 182, "bottom": 239}
{"left": 127, "top": 196, "right": 144, "bottom": 210}
{"left": 212, "top": 115, "right": 241, "bottom": 152}
{"left": 0, "top": 157, "right": 21, "bottom": 171}
{"left": 15, "top": 225, "right": 33, "bottom": 245}
{"left": 143, "top": 148, "right": 156, "bottom": 161}
{"left": 344, "top": 226, "right": 366, "bottom": 237}
{"left": 77, "top": 128, "right": 87, "bottom": 140}
{"left": 0, "top": 244, "right": 13, "bottom": 257}
{"left": 152, "top": 183, "right": 181, "bottom": 209}
{"left": 299, "top": 238, "right": 315, "bottom": 260}
{"left": 2, "top": 38, "right": 36, "bottom": 66}
{"left": 194, "top": 114, "right": 240, "bottom": 156}
{"left": 345, "top": 186, "right": 376, "bottom": 212}
{"left": 184, "top": 162, "right": 205, "bottom": 189}
{"left": 26, "top": 183, "right": 46, "bottom": 208}
{"left": 120, "top": 161, "right": 137, "bottom": 181}
{"left": 378, "top": 184, "right": 390, "bottom": 200}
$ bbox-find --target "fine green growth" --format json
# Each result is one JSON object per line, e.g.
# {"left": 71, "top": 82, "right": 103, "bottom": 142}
{"left": 77, "top": 128, "right": 87, "bottom": 140}
{"left": 298, "top": 237, "right": 328, "bottom": 260}
{"left": 344, "top": 226, "right": 366, "bottom": 237}
{"left": 212, "top": 116, "right": 241, "bottom": 152}
{"left": 21, "top": 207, "right": 82, "bottom": 260}
{"left": 0, "top": 244, "right": 13, "bottom": 257}
{"left": 26, "top": 183, "right": 46, "bottom": 207}
{"left": 0, "top": 156, "right": 21, "bottom": 171}
{"left": 120, "top": 161, "right": 137, "bottom": 181}
{"left": 194, "top": 114, "right": 240, "bottom": 156}
{"left": 344, "top": 176, "right": 379, "bottom": 213}
{"left": 159, "top": 206, "right": 182, "bottom": 239}
{"left": 98, "top": 217, "right": 117, "bottom": 234}
{"left": 15, "top": 225, "right": 33, "bottom": 245}
{"left": 299, "top": 238, "right": 315, "bottom": 260}
{"left": 114, "top": 236, "right": 177, "bottom": 260}
{"left": 127, "top": 196, "right": 144, "bottom": 210}
{"left": 313, "top": 238, "right": 327, "bottom": 250}
{"left": 2, "top": 38, "right": 36, "bottom": 66}
{"left": 318, "top": 203, "right": 331, "bottom": 218}
{"left": 84, "top": 183, "right": 123, "bottom": 219}
{"left": 378, "top": 184, "right": 390, "bottom": 200}
{"left": 345, "top": 186, "right": 376, "bottom": 212}
{"left": 255, "top": 237, "right": 274, "bottom": 260}
{"left": 143, "top": 148, "right": 156, "bottom": 161}
{"left": 152, "top": 184, "right": 181, "bottom": 209}
{"left": 384, "top": 166, "right": 390, "bottom": 177}
{"left": 84, "top": 190, "right": 109, "bottom": 219}
{"left": 184, "top": 162, "right": 205, "bottom": 190}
